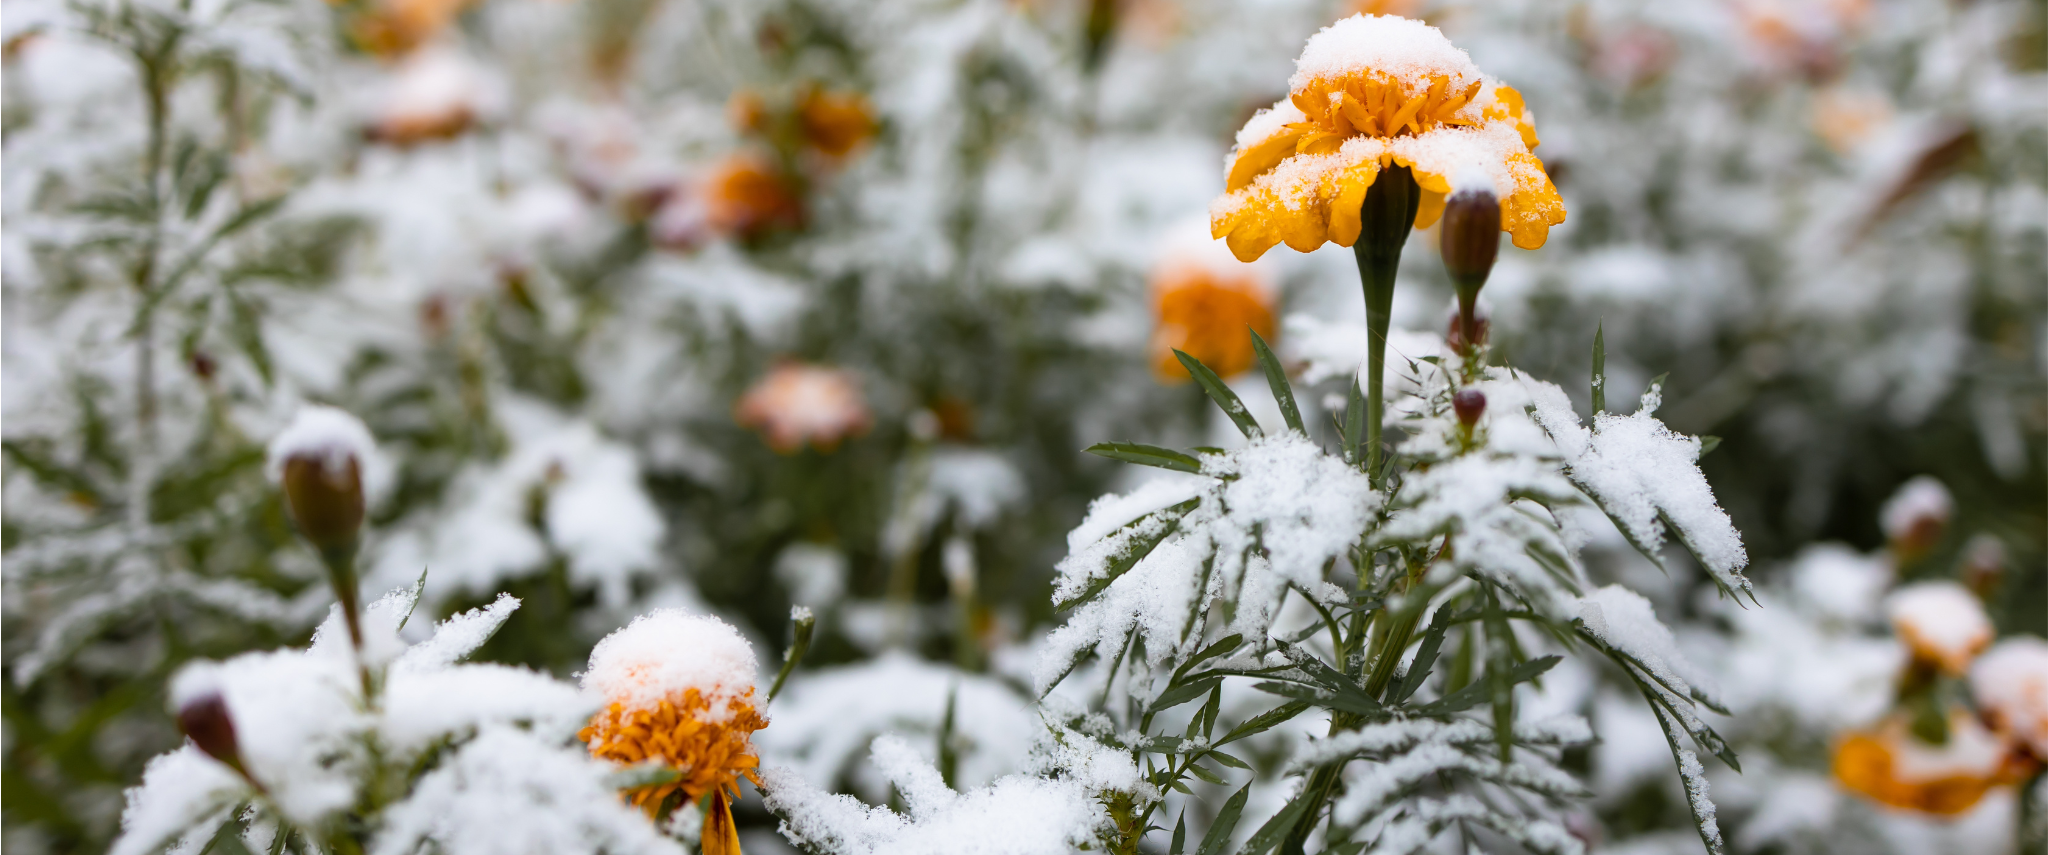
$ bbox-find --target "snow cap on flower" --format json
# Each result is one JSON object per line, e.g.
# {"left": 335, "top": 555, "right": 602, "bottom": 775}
{"left": 1884, "top": 581, "right": 1991, "bottom": 676}
{"left": 267, "top": 405, "right": 381, "bottom": 553}
{"left": 1879, "top": 475, "right": 1951, "bottom": 561}
{"left": 583, "top": 610, "right": 759, "bottom": 713}
{"left": 1210, "top": 14, "right": 1564, "bottom": 262}
{"left": 1972, "top": 637, "right": 2048, "bottom": 759}
{"left": 735, "top": 364, "right": 871, "bottom": 453}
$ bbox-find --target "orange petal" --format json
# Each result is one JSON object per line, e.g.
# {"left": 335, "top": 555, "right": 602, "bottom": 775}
{"left": 1226, "top": 129, "right": 1305, "bottom": 192}
{"left": 702, "top": 788, "right": 744, "bottom": 855}
{"left": 1502, "top": 152, "right": 1566, "bottom": 250}
{"left": 1412, "top": 189, "right": 1447, "bottom": 230}
{"left": 1324, "top": 157, "right": 1383, "bottom": 247}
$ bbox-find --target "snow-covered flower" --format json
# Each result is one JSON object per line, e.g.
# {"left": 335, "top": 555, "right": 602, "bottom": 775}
{"left": 1880, "top": 476, "right": 1953, "bottom": 563}
{"left": 1830, "top": 711, "right": 2031, "bottom": 816}
{"left": 346, "top": 0, "right": 477, "bottom": 57}
{"left": 732, "top": 88, "right": 879, "bottom": 162}
{"left": 1209, "top": 14, "right": 1565, "bottom": 261}
{"left": 267, "top": 405, "right": 377, "bottom": 557}
{"left": 735, "top": 364, "right": 872, "bottom": 453}
{"left": 1147, "top": 224, "right": 1276, "bottom": 380}
{"left": 580, "top": 611, "right": 768, "bottom": 852}
{"left": 1884, "top": 581, "right": 1992, "bottom": 677}
{"left": 367, "top": 49, "right": 502, "bottom": 147}
{"left": 1971, "top": 637, "right": 2048, "bottom": 759}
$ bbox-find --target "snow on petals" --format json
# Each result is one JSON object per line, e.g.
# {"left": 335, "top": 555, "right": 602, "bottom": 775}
{"left": 1884, "top": 581, "right": 1992, "bottom": 676}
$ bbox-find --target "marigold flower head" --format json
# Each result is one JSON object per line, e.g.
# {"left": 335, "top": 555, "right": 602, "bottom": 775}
{"left": 702, "top": 154, "right": 804, "bottom": 240}
{"left": 796, "top": 89, "right": 877, "bottom": 160}
{"left": 735, "top": 364, "right": 872, "bottom": 453}
{"left": 1885, "top": 580, "right": 1991, "bottom": 677}
{"left": 580, "top": 611, "right": 767, "bottom": 850}
{"left": 1210, "top": 14, "right": 1564, "bottom": 262}
{"left": 1832, "top": 711, "right": 2034, "bottom": 816}
{"left": 1879, "top": 475, "right": 1951, "bottom": 563}
{"left": 366, "top": 49, "right": 496, "bottom": 147}
{"left": 340, "top": 0, "right": 475, "bottom": 58}
{"left": 1149, "top": 224, "right": 1277, "bottom": 381}
{"left": 1972, "top": 637, "right": 2048, "bottom": 760}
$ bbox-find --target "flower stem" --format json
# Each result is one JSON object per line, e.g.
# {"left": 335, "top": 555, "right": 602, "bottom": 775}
{"left": 1352, "top": 166, "right": 1419, "bottom": 489}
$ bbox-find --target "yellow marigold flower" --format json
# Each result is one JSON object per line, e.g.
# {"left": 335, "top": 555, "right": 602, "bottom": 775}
{"left": 796, "top": 89, "right": 877, "bottom": 160}
{"left": 339, "top": 0, "right": 475, "bottom": 58}
{"left": 1210, "top": 14, "right": 1565, "bottom": 262}
{"left": 581, "top": 611, "right": 768, "bottom": 855}
{"left": 1885, "top": 580, "right": 1991, "bottom": 677}
{"left": 1832, "top": 711, "right": 2035, "bottom": 816}
{"left": 1148, "top": 222, "right": 1278, "bottom": 381}
{"left": 735, "top": 363, "right": 872, "bottom": 453}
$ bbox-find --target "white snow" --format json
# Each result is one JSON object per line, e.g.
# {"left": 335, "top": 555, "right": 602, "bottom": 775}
{"left": 1884, "top": 581, "right": 1991, "bottom": 674}
{"left": 1879, "top": 475, "right": 1953, "bottom": 543}
{"left": 760, "top": 744, "right": 1104, "bottom": 855}
{"left": 583, "top": 610, "right": 760, "bottom": 713}
{"left": 1970, "top": 636, "right": 2048, "bottom": 756}
{"left": 1578, "top": 586, "right": 1723, "bottom": 709}
{"left": 264, "top": 404, "right": 383, "bottom": 493}
{"left": 1289, "top": 15, "right": 1482, "bottom": 94}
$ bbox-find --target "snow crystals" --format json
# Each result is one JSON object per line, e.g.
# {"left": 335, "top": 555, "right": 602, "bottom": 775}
{"left": 583, "top": 610, "right": 760, "bottom": 712}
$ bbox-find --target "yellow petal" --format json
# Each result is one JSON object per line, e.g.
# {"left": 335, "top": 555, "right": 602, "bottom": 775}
{"left": 703, "top": 788, "right": 743, "bottom": 855}
{"left": 1324, "top": 157, "right": 1383, "bottom": 246}
{"left": 1412, "top": 188, "right": 1446, "bottom": 229}
{"left": 1227, "top": 129, "right": 1306, "bottom": 192}
{"left": 1502, "top": 152, "right": 1566, "bottom": 250}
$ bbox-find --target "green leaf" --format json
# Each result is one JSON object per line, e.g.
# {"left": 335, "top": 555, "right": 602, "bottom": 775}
{"left": 1591, "top": 322, "right": 1606, "bottom": 415}
{"left": 1392, "top": 618, "right": 1449, "bottom": 703}
{"left": 1236, "top": 790, "right": 1313, "bottom": 855}
{"left": 1171, "top": 811, "right": 1187, "bottom": 855}
{"left": 1248, "top": 329, "right": 1304, "bottom": 436}
{"left": 1149, "top": 677, "right": 1224, "bottom": 716}
{"left": 1186, "top": 761, "right": 1226, "bottom": 784}
{"left": 1416, "top": 655, "right": 1562, "bottom": 717}
{"left": 1194, "top": 781, "right": 1251, "bottom": 855}
{"left": 1217, "top": 700, "right": 1310, "bottom": 747}
{"left": 1698, "top": 435, "right": 1722, "bottom": 457}
{"left": 1085, "top": 441, "right": 1202, "bottom": 474}
{"left": 395, "top": 568, "right": 429, "bottom": 632}
{"left": 1343, "top": 373, "right": 1365, "bottom": 466}
{"left": 1055, "top": 498, "right": 1200, "bottom": 613}
{"left": 1174, "top": 349, "right": 1262, "bottom": 439}
{"left": 227, "top": 291, "right": 273, "bottom": 387}
{"left": 1205, "top": 749, "right": 1250, "bottom": 770}
{"left": 1250, "top": 681, "right": 1383, "bottom": 718}
{"left": 1172, "top": 634, "right": 1244, "bottom": 683}
{"left": 768, "top": 607, "right": 816, "bottom": 703}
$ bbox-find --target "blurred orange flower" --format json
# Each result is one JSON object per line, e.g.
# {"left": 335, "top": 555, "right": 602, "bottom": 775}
{"left": 1150, "top": 259, "right": 1277, "bottom": 381}
{"left": 736, "top": 364, "right": 871, "bottom": 453}
{"left": 1885, "top": 581, "right": 1991, "bottom": 677}
{"left": 704, "top": 155, "right": 804, "bottom": 239}
{"left": 1832, "top": 712, "right": 2035, "bottom": 816}
{"left": 797, "top": 89, "right": 877, "bottom": 160}
{"left": 340, "top": 0, "right": 476, "bottom": 58}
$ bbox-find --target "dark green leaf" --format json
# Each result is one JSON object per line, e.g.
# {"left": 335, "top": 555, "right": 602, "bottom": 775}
{"left": 1698, "top": 435, "right": 1722, "bottom": 457}
{"left": 1149, "top": 677, "right": 1223, "bottom": 717}
{"left": 1217, "top": 700, "right": 1311, "bottom": 747}
{"left": 1392, "top": 619, "right": 1449, "bottom": 703}
{"left": 1186, "top": 761, "right": 1225, "bottom": 784}
{"left": 1343, "top": 373, "right": 1365, "bottom": 466}
{"left": 1085, "top": 441, "right": 1202, "bottom": 474}
{"left": 1236, "top": 791, "right": 1313, "bottom": 855}
{"left": 1249, "top": 329, "right": 1304, "bottom": 435}
{"left": 1205, "top": 749, "right": 1249, "bottom": 770}
{"left": 1250, "top": 681, "right": 1382, "bottom": 718}
{"left": 1416, "top": 655, "right": 1562, "bottom": 717}
{"left": 1591, "top": 322, "right": 1606, "bottom": 415}
{"left": 1174, "top": 349, "right": 1261, "bottom": 439}
{"left": 1194, "top": 781, "right": 1251, "bottom": 855}
{"left": 1171, "top": 811, "right": 1187, "bottom": 855}
{"left": 1172, "top": 634, "right": 1244, "bottom": 683}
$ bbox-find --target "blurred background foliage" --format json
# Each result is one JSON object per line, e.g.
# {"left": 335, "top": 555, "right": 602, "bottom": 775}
{"left": 3, "top": 0, "right": 2043, "bottom": 852}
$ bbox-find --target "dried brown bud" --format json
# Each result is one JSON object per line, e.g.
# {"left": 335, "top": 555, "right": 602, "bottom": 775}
{"left": 1453, "top": 388, "right": 1486, "bottom": 428}
{"left": 177, "top": 691, "right": 245, "bottom": 775}
{"left": 281, "top": 454, "right": 365, "bottom": 556}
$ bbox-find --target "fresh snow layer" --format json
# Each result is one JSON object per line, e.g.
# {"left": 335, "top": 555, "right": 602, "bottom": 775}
{"left": 1289, "top": 14, "right": 1481, "bottom": 93}
{"left": 583, "top": 610, "right": 760, "bottom": 712}
{"left": 1879, "top": 475, "right": 1953, "bottom": 542}
{"left": 1578, "top": 586, "right": 1723, "bottom": 708}
{"left": 760, "top": 740, "right": 1104, "bottom": 855}
{"left": 1971, "top": 637, "right": 2048, "bottom": 756}
{"left": 264, "top": 404, "right": 380, "bottom": 487}
{"left": 1884, "top": 581, "right": 1991, "bottom": 673}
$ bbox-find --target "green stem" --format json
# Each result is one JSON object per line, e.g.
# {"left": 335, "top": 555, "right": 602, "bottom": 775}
{"left": 1352, "top": 166, "right": 1419, "bottom": 489}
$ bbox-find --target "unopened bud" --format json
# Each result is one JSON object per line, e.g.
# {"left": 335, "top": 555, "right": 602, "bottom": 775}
{"left": 1453, "top": 389, "right": 1486, "bottom": 428}
{"left": 1440, "top": 187, "right": 1500, "bottom": 350}
{"left": 177, "top": 691, "right": 246, "bottom": 775}
{"left": 281, "top": 454, "right": 365, "bottom": 556}
{"left": 1444, "top": 302, "right": 1491, "bottom": 352}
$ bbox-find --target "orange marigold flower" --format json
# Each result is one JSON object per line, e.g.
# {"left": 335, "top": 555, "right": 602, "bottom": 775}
{"left": 1832, "top": 712, "right": 2035, "bottom": 816}
{"left": 1885, "top": 581, "right": 1991, "bottom": 677}
{"left": 341, "top": 0, "right": 475, "bottom": 58}
{"left": 703, "top": 154, "right": 804, "bottom": 239}
{"left": 581, "top": 611, "right": 768, "bottom": 855}
{"left": 735, "top": 364, "right": 872, "bottom": 453}
{"left": 366, "top": 49, "right": 495, "bottom": 147}
{"left": 1210, "top": 14, "right": 1564, "bottom": 262}
{"left": 1973, "top": 637, "right": 2048, "bottom": 760}
{"left": 1149, "top": 224, "right": 1278, "bottom": 381}
{"left": 796, "top": 89, "right": 877, "bottom": 160}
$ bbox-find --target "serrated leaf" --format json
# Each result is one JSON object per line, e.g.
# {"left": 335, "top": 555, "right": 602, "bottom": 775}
{"left": 1249, "top": 329, "right": 1304, "bottom": 436}
{"left": 1085, "top": 441, "right": 1202, "bottom": 473}
{"left": 1174, "top": 349, "right": 1262, "bottom": 438}
{"left": 1195, "top": 781, "right": 1251, "bottom": 855}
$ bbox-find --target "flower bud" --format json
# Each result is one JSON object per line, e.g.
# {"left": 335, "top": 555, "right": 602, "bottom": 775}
{"left": 176, "top": 691, "right": 246, "bottom": 775}
{"left": 1453, "top": 388, "right": 1486, "bottom": 428}
{"left": 1440, "top": 187, "right": 1500, "bottom": 350}
{"left": 281, "top": 453, "right": 365, "bottom": 556}
{"left": 1443, "top": 301, "right": 1491, "bottom": 352}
